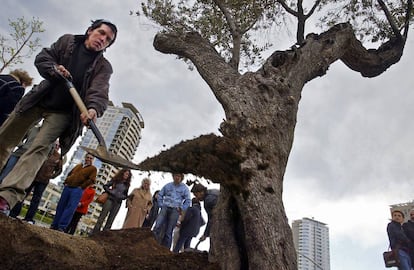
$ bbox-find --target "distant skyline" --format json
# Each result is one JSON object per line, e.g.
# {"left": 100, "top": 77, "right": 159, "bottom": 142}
{"left": 2, "top": 1, "right": 414, "bottom": 269}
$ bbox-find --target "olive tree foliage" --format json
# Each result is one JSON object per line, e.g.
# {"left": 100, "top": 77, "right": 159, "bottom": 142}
{"left": 140, "top": 0, "right": 284, "bottom": 70}
{"left": 136, "top": 1, "right": 412, "bottom": 269}
{"left": 139, "top": 0, "right": 412, "bottom": 70}
{"left": 0, "top": 17, "right": 45, "bottom": 73}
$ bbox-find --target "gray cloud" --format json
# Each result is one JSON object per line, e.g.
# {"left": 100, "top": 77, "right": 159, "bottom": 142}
{"left": 2, "top": 1, "right": 413, "bottom": 269}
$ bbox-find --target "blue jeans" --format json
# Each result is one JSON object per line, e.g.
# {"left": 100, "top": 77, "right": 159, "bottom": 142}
{"left": 153, "top": 206, "right": 180, "bottom": 249}
{"left": 173, "top": 234, "right": 193, "bottom": 253}
{"left": 9, "top": 181, "right": 47, "bottom": 221}
{"left": 0, "top": 155, "right": 19, "bottom": 184}
{"left": 398, "top": 249, "right": 412, "bottom": 270}
{"left": 51, "top": 186, "right": 83, "bottom": 230}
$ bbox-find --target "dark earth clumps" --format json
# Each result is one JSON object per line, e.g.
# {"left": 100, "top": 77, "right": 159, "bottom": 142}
{"left": 0, "top": 214, "right": 220, "bottom": 270}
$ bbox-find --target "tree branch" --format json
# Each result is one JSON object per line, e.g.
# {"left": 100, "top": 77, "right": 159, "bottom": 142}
{"left": 305, "top": 0, "right": 321, "bottom": 20}
{"left": 402, "top": 0, "right": 413, "bottom": 40}
{"left": 277, "top": 0, "right": 298, "bottom": 16}
{"left": 211, "top": 0, "right": 241, "bottom": 69}
{"left": 153, "top": 31, "right": 240, "bottom": 111}
{"left": 377, "top": 0, "right": 403, "bottom": 41}
{"left": 261, "top": 23, "right": 406, "bottom": 83}
{"left": 341, "top": 32, "right": 405, "bottom": 77}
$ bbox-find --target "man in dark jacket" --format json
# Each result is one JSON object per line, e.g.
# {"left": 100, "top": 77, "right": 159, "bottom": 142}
{"left": 9, "top": 140, "right": 63, "bottom": 223}
{"left": 191, "top": 183, "right": 219, "bottom": 242}
{"left": 387, "top": 210, "right": 413, "bottom": 270}
{"left": 173, "top": 198, "right": 205, "bottom": 253}
{"left": 0, "top": 69, "right": 33, "bottom": 126}
{"left": 0, "top": 19, "right": 117, "bottom": 214}
{"left": 403, "top": 209, "right": 414, "bottom": 265}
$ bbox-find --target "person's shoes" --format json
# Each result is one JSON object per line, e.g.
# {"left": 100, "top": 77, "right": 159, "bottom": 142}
{"left": 25, "top": 220, "right": 35, "bottom": 225}
{"left": 57, "top": 228, "right": 65, "bottom": 232}
{"left": 0, "top": 196, "right": 10, "bottom": 216}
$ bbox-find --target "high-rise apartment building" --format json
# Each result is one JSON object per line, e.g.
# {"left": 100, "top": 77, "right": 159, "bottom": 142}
{"left": 30, "top": 102, "right": 144, "bottom": 232}
{"left": 292, "top": 217, "right": 330, "bottom": 270}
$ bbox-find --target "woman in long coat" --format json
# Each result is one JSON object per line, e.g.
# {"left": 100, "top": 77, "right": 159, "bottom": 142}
{"left": 123, "top": 178, "right": 152, "bottom": 229}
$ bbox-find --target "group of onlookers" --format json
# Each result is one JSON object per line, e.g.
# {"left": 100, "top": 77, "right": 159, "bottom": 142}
{"left": 0, "top": 21, "right": 218, "bottom": 251}
{"left": 0, "top": 70, "right": 215, "bottom": 252}
{"left": 152, "top": 172, "right": 219, "bottom": 252}
{"left": 0, "top": 65, "right": 219, "bottom": 249}
{"left": 0, "top": 144, "right": 219, "bottom": 253}
{"left": 86, "top": 170, "right": 219, "bottom": 254}
{"left": 387, "top": 209, "right": 414, "bottom": 270}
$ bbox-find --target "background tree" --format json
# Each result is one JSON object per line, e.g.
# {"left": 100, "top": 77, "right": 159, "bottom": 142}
{"left": 0, "top": 17, "right": 44, "bottom": 72}
{"left": 136, "top": 1, "right": 413, "bottom": 269}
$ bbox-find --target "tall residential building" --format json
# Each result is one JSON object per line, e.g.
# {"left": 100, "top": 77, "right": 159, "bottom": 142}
{"left": 292, "top": 217, "right": 330, "bottom": 270}
{"left": 32, "top": 102, "right": 144, "bottom": 232}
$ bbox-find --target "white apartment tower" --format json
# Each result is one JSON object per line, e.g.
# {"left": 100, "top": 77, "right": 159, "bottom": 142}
{"left": 292, "top": 217, "right": 330, "bottom": 270}
{"left": 58, "top": 102, "right": 144, "bottom": 232}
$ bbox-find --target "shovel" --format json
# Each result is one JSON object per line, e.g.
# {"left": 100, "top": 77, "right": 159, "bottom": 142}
{"left": 55, "top": 67, "right": 140, "bottom": 170}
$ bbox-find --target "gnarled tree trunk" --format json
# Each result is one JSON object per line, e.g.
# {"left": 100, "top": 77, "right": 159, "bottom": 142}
{"left": 138, "top": 23, "right": 405, "bottom": 270}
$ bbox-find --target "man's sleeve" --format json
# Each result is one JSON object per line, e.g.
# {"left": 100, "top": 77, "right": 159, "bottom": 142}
{"left": 35, "top": 34, "right": 71, "bottom": 81}
{"left": 158, "top": 186, "right": 166, "bottom": 208}
{"left": 181, "top": 187, "right": 191, "bottom": 210}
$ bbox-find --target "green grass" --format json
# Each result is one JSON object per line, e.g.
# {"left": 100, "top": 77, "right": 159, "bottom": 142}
{"left": 19, "top": 206, "right": 53, "bottom": 225}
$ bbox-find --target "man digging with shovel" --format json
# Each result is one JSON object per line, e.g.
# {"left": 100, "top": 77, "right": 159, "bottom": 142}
{"left": 0, "top": 19, "right": 117, "bottom": 215}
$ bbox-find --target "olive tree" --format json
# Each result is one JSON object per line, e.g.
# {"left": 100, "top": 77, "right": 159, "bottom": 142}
{"left": 136, "top": 1, "right": 413, "bottom": 269}
{"left": 0, "top": 17, "right": 44, "bottom": 72}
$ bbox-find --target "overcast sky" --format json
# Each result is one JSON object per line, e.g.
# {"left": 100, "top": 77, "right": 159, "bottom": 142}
{"left": 2, "top": 1, "right": 414, "bottom": 269}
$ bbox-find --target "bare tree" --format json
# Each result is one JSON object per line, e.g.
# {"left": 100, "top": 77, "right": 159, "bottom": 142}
{"left": 0, "top": 17, "right": 44, "bottom": 72}
{"left": 136, "top": 0, "right": 413, "bottom": 269}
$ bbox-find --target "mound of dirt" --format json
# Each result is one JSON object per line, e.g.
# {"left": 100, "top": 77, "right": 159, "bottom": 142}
{"left": 0, "top": 215, "right": 220, "bottom": 270}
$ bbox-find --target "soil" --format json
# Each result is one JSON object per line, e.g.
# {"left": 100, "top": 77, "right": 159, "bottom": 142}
{"left": 0, "top": 214, "right": 220, "bottom": 270}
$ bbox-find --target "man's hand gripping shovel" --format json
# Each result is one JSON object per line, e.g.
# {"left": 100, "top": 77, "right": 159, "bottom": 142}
{"left": 54, "top": 66, "right": 140, "bottom": 170}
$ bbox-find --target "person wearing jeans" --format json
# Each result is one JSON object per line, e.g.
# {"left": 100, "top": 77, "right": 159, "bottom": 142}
{"left": 9, "top": 141, "right": 62, "bottom": 222}
{"left": 51, "top": 154, "right": 96, "bottom": 231}
{"left": 0, "top": 125, "right": 41, "bottom": 184}
{"left": 9, "top": 181, "right": 48, "bottom": 222}
{"left": 153, "top": 173, "right": 191, "bottom": 249}
{"left": 91, "top": 169, "right": 131, "bottom": 234}
{"left": 387, "top": 209, "right": 413, "bottom": 270}
{"left": 65, "top": 183, "right": 95, "bottom": 235}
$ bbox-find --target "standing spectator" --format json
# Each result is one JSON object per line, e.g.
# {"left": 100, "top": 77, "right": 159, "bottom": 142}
{"left": 65, "top": 183, "right": 96, "bottom": 235}
{"left": 0, "top": 124, "right": 41, "bottom": 184}
{"left": 403, "top": 208, "right": 414, "bottom": 264}
{"left": 387, "top": 209, "right": 412, "bottom": 270}
{"left": 0, "top": 69, "right": 33, "bottom": 126}
{"left": 142, "top": 190, "right": 160, "bottom": 229}
{"left": 51, "top": 153, "right": 96, "bottom": 231}
{"left": 173, "top": 198, "right": 205, "bottom": 253}
{"left": 0, "top": 19, "right": 117, "bottom": 215}
{"left": 91, "top": 169, "right": 131, "bottom": 234}
{"left": 9, "top": 140, "right": 63, "bottom": 223}
{"left": 153, "top": 172, "right": 191, "bottom": 249}
{"left": 191, "top": 183, "right": 220, "bottom": 243}
{"left": 123, "top": 177, "right": 152, "bottom": 229}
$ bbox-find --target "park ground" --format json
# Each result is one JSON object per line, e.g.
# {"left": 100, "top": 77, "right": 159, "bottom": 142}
{"left": 0, "top": 214, "right": 220, "bottom": 270}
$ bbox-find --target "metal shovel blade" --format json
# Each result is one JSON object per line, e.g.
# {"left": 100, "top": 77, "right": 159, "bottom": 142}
{"left": 80, "top": 145, "right": 140, "bottom": 170}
